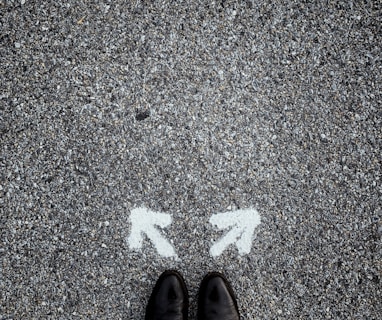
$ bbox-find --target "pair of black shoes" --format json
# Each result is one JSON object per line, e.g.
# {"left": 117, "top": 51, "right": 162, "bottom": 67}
{"left": 145, "top": 270, "right": 240, "bottom": 320}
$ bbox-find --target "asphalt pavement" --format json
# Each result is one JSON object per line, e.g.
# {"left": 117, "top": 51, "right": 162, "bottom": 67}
{"left": 1, "top": 0, "right": 381, "bottom": 319}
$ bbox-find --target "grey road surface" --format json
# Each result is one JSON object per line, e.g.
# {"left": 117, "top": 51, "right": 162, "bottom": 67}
{"left": 1, "top": 0, "right": 381, "bottom": 319}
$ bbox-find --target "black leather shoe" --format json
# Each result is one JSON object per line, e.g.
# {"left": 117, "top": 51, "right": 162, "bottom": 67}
{"left": 145, "top": 270, "right": 188, "bottom": 320}
{"left": 197, "top": 272, "right": 240, "bottom": 320}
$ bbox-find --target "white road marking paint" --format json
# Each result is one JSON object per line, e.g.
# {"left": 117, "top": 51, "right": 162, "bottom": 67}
{"left": 209, "top": 208, "right": 261, "bottom": 257}
{"left": 127, "top": 207, "right": 178, "bottom": 258}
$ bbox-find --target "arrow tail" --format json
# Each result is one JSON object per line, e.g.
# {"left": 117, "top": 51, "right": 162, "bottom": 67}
{"left": 146, "top": 226, "right": 177, "bottom": 258}
{"left": 210, "top": 226, "right": 243, "bottom": 257}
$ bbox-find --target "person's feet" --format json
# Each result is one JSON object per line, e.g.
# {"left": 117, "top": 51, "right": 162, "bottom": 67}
{"left": 145, "top": 270, "right": 188, "bottom": 320}
{"left": 197, "top": 272, "right": 240, "bottom": 320}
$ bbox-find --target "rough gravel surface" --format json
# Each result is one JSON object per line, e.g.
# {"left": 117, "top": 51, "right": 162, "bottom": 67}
{"left": 1, "top": 0, "right": 381, "bottom": 319}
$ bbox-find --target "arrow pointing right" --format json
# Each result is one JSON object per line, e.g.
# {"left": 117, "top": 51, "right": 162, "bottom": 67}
{"left": 209, "top": 208, "right": 261, "bottom": 257}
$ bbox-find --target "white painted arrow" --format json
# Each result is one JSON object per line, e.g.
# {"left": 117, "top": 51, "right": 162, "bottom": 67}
{"left": 128, "top": 207, "right": 178, "bottom": 258}
{"left": 209, "top": 208, "right": 261, "bottom": 257}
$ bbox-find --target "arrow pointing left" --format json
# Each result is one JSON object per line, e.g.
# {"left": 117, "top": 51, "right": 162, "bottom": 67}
{"left": 127, "top": 207, "right": 178, "bottom": 258}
